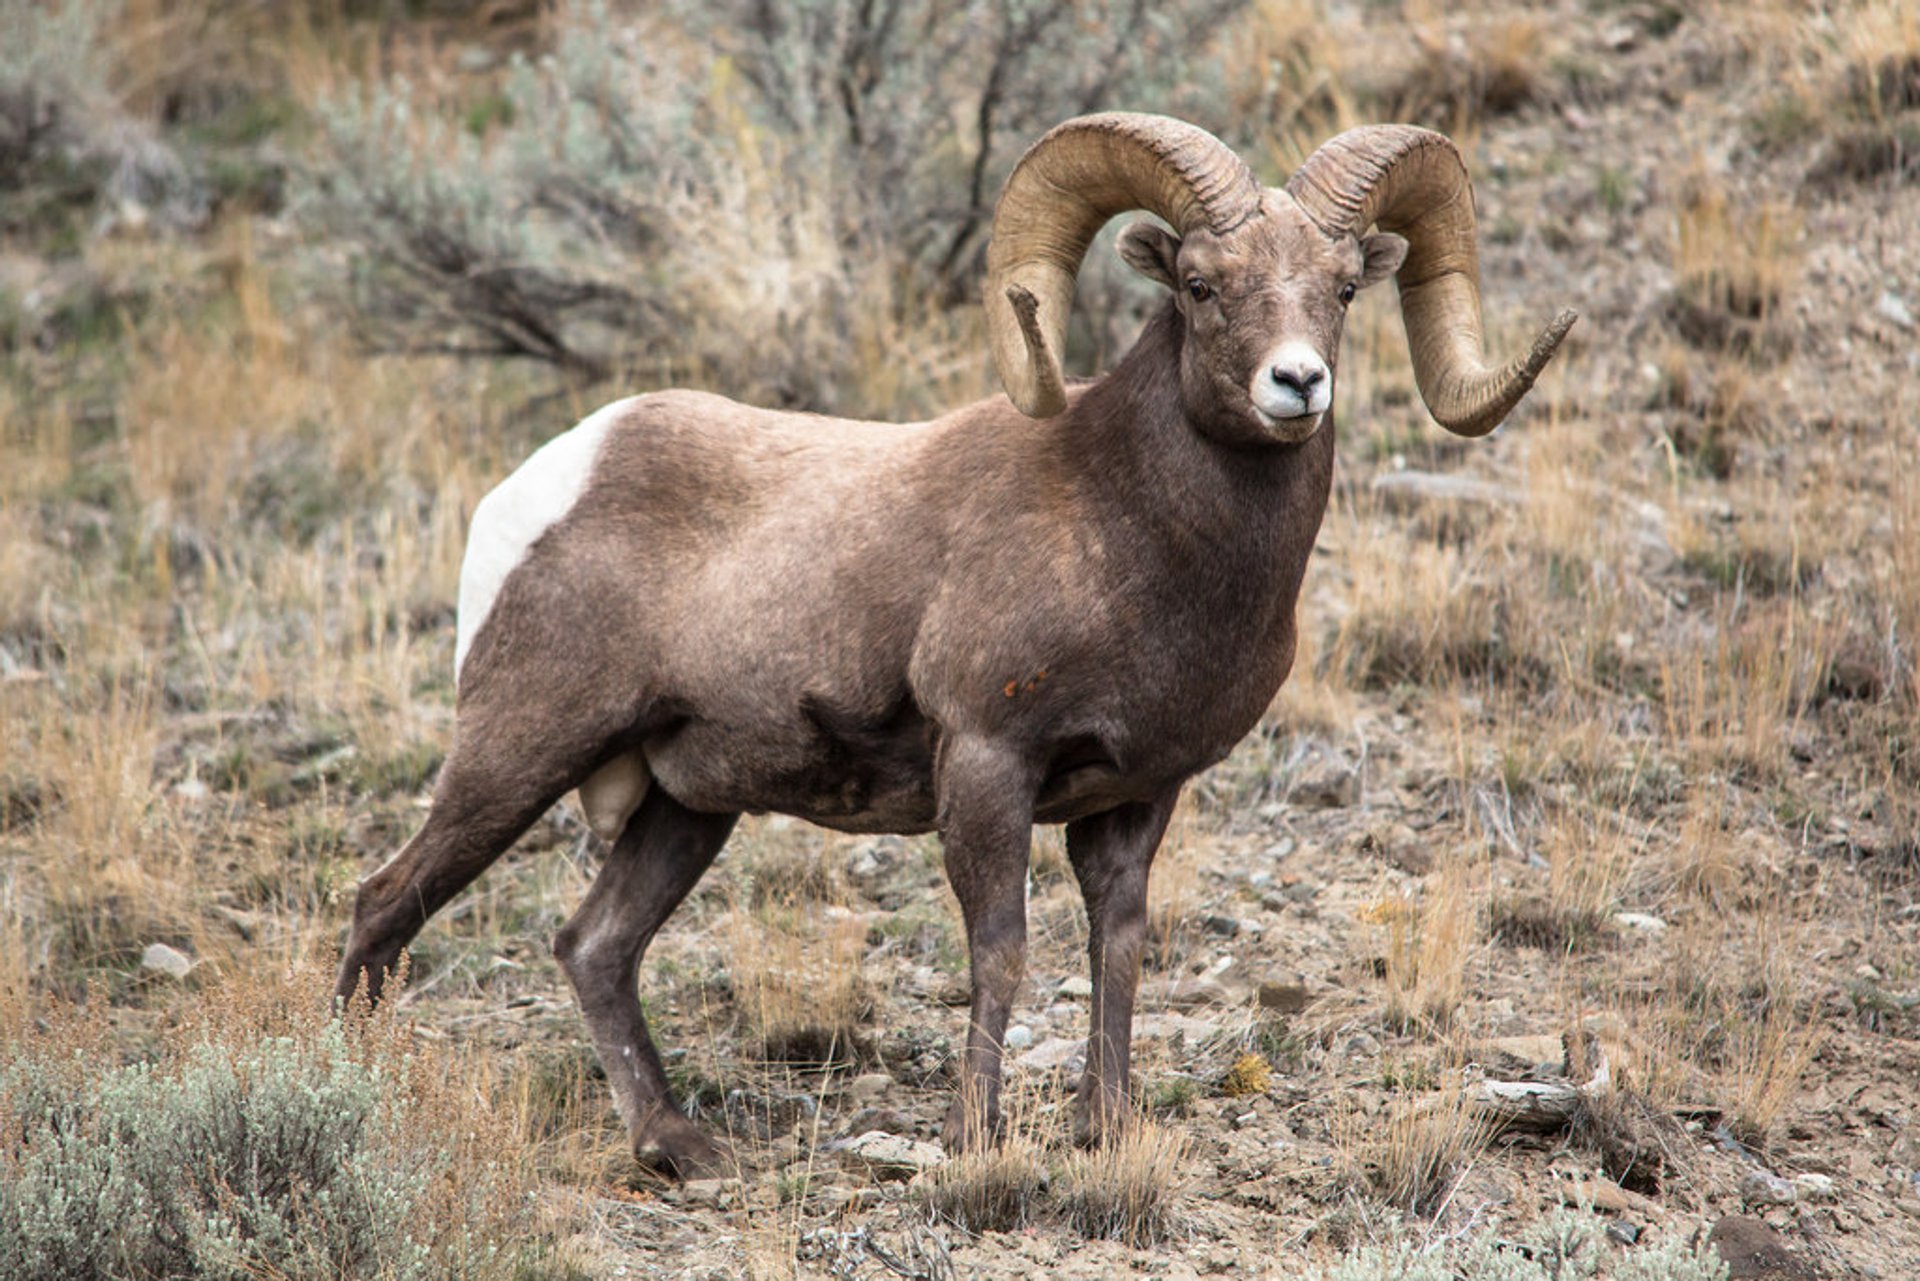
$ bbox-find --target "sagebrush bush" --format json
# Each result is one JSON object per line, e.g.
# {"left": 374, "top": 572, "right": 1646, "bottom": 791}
{"left": 1311, "top": 1208, "right": 1730, "bottom": 1281}
{"left": 0, "top": 990, "right": 555, "bottom": 1281}
{"left": 0, "top": 0, "right": 206, "bottom": 236}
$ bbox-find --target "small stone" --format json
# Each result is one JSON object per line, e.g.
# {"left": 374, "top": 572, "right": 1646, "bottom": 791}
{"left": 1257, "top": 981, "right": 1311, "bottom": 1015}
{"left": 1288, "top": 759, "right": 1359, "bottom": 809}
{"left": 1606, "top": 1221, "right": 1641, "bottom": 1246}
{"left": 682, "top": 1177, "right": 740, "bottom": 1209}
{"left": 1878, "top": 290, "right": 1915, "bottom": 331}
{"left": 1200, "top": 914, "right": 1241, "bottom": 938}
{"left": 1612, "top": 911, "right": 1669, "bottom": 935}
{"left": 1016, "top": 1036, "right": 1084, "bottom": 1071}
{"left": 842, "top": 1131, "right": 946, "bottom": 1181}
{"left": 1264, "top": 836, "right": 1297, "bottom": 860}
{"left": 1741, "top": 1169, "right": 1798, "bottom": 1208}
{"left": 1055, "top": 975, "right": 1093, "bottom": 1000}
{"left": 845, "top": 1073, "right": 894, "bottom": 1106}
{"left": 140, "top": 942, "right": 193, "bottom": 979}
{"left": 1792, "top": 1173, "right": 1837, "bottom": 1202}
{"left": 1280, "top": 879, "right": 1320, "bottom": 903}
{"left": 1004, "top": 1024, "right": 1034, "bottom": 1051}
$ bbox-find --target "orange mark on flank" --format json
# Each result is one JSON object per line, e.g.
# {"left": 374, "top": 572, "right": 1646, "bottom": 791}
{"left": 1006, "top": 669, "right": 1050, "bottom": 698}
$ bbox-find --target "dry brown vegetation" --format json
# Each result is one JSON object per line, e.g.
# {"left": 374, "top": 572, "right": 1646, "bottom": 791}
{"left": 3, "top": 0, "right": 1919, "bottom": 1276}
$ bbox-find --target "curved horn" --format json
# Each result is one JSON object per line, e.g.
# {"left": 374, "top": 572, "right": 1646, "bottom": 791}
{"left": 1286, "top": 125, "right": 1577, "bottom": 437}
{"left": 986, "top": 113, "right": 1262, "bottom": 418}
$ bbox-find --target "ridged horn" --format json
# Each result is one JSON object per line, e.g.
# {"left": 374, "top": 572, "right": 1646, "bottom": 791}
{"left": 1286, "top": 125, "right": 1577, "bottom": 437}
{"left": 986, "top": 113, "right": 1262, "bottom": 418}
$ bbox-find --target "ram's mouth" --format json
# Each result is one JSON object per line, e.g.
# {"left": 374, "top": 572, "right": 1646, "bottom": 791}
{"left": 1251, "top": 404, "right": 1326, "bottom": 440}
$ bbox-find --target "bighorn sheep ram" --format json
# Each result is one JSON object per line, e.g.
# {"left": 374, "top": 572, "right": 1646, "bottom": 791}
{"left": 337, "top": 113, "right": 1575, "bottom": 1176}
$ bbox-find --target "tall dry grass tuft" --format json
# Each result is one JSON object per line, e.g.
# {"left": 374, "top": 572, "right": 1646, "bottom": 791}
{"left": 917, "top": 1085, "right": 1051, "bottom": 1234}
{"left": 18, "top": 663, "right": 191, "bottom": 973}
{"left": 1146, "top": 796, "right": 1204, "bottom": 964}
{"left": 1374, "top": 852, "right": 1479, "bottom": 1032}
{"left": 726, "top": 866, "right": 872, "bottom": 1065}
{"left": 1672, "top": 168, "right": 1803, "bottom": 349}
{"left": 1056, "top": 1118, "right": 1191, "bottom": 1247}
{"left": 1336, "top": 1066, "right": 1489, "bottom": 1218}
{"left": 1893, "top": 460, "right": 1920, "bottom": 706}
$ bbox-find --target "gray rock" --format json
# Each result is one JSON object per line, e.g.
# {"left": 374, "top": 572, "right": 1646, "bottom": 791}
{"left": 1016, "top": 1036, "right": 1085, "bottom": 1071}
{"left": 140, "top": 942, "right": 193, "bottom": 979}
{"left": 1004, "top": 1024, "right": 1034, "bottom": 1050}
{"left": 845, "top": 1072, "right": 894, "bottom": 1106}
{"left": 1741, "top": 1168, "right": 1798, "bottom": 1208}
{"left": 681, "top": 1177, "right": 741, "bottom": 1210}
{"left": 1792, "top": 1172, "right": 1837, "bottom": 1202}
{"left": 1878, "top": 290, "right": 1915, "bottom": 331}
{"left": 841, "top": 1131, "right": 945, "bottom": 1181}
{"left": 1200, "top": 914, "right": 1242, "bottom": 938}
{"left": 1055, "top": 975, "right": 1093, "bottom": 1000}
{"left": 1288, "top": 759, "right": 1359, "bottom": 809}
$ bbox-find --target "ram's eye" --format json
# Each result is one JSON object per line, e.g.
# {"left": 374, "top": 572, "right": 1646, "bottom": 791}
{"left": 1338, "top": 282, "right": 1357, "bottom": 304}
{"left": 1186, "top": 277, "right": 1213, "bottom": 303}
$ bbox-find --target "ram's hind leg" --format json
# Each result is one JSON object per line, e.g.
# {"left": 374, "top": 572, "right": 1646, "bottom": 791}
{"left": 554, "top": 787, "right": 738, "bottom": 1179}
{"left": 335, "top": 703, "right": 620, "bottom": 1008}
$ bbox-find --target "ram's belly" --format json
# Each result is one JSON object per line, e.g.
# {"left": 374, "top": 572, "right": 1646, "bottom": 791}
{"left": 642, "top": 706, "right": 941, "bottom": 835}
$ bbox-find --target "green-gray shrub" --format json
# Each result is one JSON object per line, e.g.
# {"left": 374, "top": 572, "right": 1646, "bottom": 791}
{"left": 0, "top": 1020, "right": 517, "bottom": 1281}
{"left": 1311, "top": 1208, "right": 1730, "bottom": 1281}
{"left": 0, "top": 0, "right": 206, "bottom": 238}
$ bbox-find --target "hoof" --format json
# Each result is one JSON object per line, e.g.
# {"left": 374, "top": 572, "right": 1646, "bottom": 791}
{"left": 635, "top": 1114, "right": 731, "bottom": 1182}
{"left": 941, "top": 1098, "right": 1002, "bottom": 1155}
{"left": 1073, "top": 1108, "right": 1126, "bottom": 1149}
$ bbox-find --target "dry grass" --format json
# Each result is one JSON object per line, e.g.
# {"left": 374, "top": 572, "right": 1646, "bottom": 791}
{"left": 1056, "top": 1118, "right": 1191, "bottom": 1247}
{"left": 917, "top": 1093, "right": 1051, "bottom": 1234}
{"left": 1671, "top": 169, "right": 1803, "bottom": 347}
{"left": 1373, "top": 852, "right": 1479, "bottom": 1033}
{"left": 1337, "top": 1066, "right": 1490, "bottom": 1218}
{"left": 1146, "top": 796, "right": 1205, "bottom": 961}
{"left": 725, "top": 871, "right": 872, "bottom": 1066}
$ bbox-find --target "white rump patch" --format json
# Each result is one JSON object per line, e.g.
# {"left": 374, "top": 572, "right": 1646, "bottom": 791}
{"left": 454, "top": 398, "right": 634, "bottom": 678}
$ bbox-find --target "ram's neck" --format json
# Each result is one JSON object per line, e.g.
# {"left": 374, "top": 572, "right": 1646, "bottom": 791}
{"left": 1057, "top": 301, "right": 1336, "bottom": 595}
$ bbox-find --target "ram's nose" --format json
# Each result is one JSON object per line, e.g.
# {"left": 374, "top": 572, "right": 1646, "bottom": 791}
{"left": 1269, "top": 360, "right": 1326, "bottom": 401}
{"left": 1250, "top": 341, "right": 1333, "bottom": 425}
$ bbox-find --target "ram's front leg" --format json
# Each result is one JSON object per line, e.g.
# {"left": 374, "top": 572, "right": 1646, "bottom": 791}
{"left": 1066, "top": 788, "right": 1179, "bottom": 1146}
{"left": 936, "top": 734, "right": 1041, "bottom": 1153}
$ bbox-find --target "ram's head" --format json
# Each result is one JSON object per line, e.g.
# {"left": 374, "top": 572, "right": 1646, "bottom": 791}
{"left": 985, "top": 114, "right": 1577, "bottom": 446}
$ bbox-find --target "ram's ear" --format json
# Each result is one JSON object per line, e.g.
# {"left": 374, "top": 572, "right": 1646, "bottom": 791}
{"left": 1117, "top": 221, "right": 1182, "bottom": 289}
{"left": 1357, "top": 231, "right": 1409, "bottom": 290}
